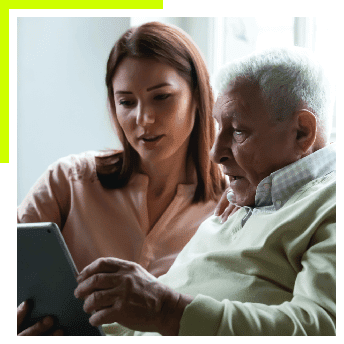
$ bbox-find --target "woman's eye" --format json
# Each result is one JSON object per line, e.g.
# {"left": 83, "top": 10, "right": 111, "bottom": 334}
{"left": 154, "top": 94, "right": 171, "bottom": 101}
{"left": 119, "top": 99, "right": 134, "bottom": 106}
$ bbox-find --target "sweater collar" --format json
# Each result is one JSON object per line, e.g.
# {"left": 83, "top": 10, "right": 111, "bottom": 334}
{"left": 255, "top": 143, "right": 336, "bottom": 209}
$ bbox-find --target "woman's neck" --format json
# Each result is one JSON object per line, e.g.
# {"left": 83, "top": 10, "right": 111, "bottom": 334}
{"left": 137, "top": 142, "right": 195, "bottom": 231}
{"left": 139, "top": 151, "right": 190, "bottom": 198}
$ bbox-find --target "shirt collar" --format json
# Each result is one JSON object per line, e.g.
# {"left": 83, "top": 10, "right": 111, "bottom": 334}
{"left": 255, "top": 143, "right": 336, "bottom": 209}
{"left": 129, "top": 157, "right": 198, "bottom": 198}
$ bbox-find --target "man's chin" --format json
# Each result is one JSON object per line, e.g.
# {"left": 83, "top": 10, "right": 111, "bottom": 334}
{"left": 236, "top": 199, "right": 255, "bottom": 208}
{"left": 231, "top": 190, "right": 256, "bottom": 208}
{"left": 229, "top": 178, "right": 256, "bottom": 207}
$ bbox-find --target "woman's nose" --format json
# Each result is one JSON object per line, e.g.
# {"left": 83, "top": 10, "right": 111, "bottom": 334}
{"left": 136, "top": 105, "right": 155, "bottom": 126}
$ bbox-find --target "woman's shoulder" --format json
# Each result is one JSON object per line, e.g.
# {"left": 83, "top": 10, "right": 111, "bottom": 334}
{"left": 94, "top": 149, "right": 123, "bottom": 172}
{"left": 47, "top": 150, "right": 123, "bottom": 182}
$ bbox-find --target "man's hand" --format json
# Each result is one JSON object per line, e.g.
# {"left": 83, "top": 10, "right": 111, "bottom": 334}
{"left": 74, "top": 258, "right": 193, "bottom": 335}
{"left": 214, "top": 187, "right": 240, "bottom": 223}
{"left": 17, "top": 301, "right": 63, "bottom": 336}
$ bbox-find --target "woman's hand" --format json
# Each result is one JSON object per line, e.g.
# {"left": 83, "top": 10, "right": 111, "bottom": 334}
{"left": 74, "top": 257, "right": 193, "bottom": 335}
{"left": 17, "top": 301, "right": 63, "bottom": 336}
{"left": 214, "top": 187, "right": 240, "bottom": 223}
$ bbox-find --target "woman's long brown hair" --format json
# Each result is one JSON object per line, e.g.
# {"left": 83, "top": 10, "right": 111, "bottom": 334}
{"left": 96, "top": 21, "right": 226, "bottom": 203}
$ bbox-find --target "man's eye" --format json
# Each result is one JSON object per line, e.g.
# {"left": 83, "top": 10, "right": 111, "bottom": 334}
{"left": 233, "top": 130, "right": 246, "bottom": 142}
{"left": 154, "top": 94, "right": 171, "bottom": 101}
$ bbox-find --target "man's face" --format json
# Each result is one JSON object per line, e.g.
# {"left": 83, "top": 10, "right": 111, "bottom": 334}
{"left": 210, "top": 82, "right": 299, "bottom": 207}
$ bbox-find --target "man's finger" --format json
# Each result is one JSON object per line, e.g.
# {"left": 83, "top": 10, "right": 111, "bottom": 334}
{"left": 75, "top": 273, "right": 118, "bottom": 299}
{"left": 83, "top": 288, "right": 119, "bottom": 314}
{"left": 88, "top": 306, "right": 118, "bottom": 327}
{"left": 77, "top": 258, "right": 122, "bottom": 283}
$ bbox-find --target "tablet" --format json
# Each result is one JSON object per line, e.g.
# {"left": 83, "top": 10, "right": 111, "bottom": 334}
{"left": 17, "top": 222, "right": 105, "bottom": 336}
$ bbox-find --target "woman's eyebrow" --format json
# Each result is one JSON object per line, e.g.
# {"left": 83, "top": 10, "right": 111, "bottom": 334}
{"left": 147, "top": 83, "right": 172, "bottom": 92}
{"left": 114, "top": 82, "right": 172, "bottom": 95}
{"left": 114, "top": 90, "right": 132, "bottom": 95}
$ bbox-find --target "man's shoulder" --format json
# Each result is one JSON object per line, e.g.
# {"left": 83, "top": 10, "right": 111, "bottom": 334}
{"left": 299, "top": 170, "right": 335, "bottom": 198}
{"left": 286, "top": 170, "right": 336, "bottom": 215}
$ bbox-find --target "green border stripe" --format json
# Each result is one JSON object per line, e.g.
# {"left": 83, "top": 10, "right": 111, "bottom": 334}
{"left": 1, "top": 0, "right": 8, "bottom": 166}
{"left": 7, "top": 1, "right": 163, "bottom": 9}
{"left": 2, "top": 1, "right": 163, "bottom": 163}
{"left": 164, "top": 0, "right": 344, "bottom": 9}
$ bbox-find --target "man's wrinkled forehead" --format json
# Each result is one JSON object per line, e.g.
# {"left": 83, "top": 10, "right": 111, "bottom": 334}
{"left": 213, "top": 89, "right": 244, "bottom": 120}
{"left": 214, "top": 93, "right": 232, "bottom": 111}
{"left": 213, "top": 80, "right": 263, "bottom": 119}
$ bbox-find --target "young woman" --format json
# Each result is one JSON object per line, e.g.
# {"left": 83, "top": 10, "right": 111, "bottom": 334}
{"left": 17, "top": 21, "right": 230, "bottom": 336}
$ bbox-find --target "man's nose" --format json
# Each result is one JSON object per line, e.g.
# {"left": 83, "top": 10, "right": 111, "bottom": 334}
{"left": 136, "top": 104, "right": 155, "bottom": 126}
{"left": 210, "top": 132, "right": 232, "bottom": 165}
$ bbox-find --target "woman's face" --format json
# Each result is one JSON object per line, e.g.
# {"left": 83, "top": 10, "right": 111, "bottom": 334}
{"left": 112, "top": 57, "right": 196, "bottom": 166}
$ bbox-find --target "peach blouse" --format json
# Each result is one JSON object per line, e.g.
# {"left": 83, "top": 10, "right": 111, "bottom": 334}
{"left": 17, "top": 151, "right": 219, "bottom": 277}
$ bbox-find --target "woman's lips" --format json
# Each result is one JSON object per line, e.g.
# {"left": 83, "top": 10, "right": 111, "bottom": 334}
{"left": 141, "top": 135, "right": 163, "bottom": 142}
{"left": 139, "top": 135, "right": 164, "bottom": 148}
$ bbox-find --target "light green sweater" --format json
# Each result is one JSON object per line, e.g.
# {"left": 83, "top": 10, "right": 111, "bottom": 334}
{"left": 135, "top": 171, "right": 336, "bottom": 336}
{"left": 103, "top": 145, "right": 336, "bottom": 336}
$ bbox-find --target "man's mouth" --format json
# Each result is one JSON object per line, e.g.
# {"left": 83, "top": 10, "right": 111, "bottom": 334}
{"left": 227, "top": 175, "right": 244, "bottom": 182}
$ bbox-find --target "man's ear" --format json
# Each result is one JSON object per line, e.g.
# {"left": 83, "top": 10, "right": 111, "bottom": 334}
{"left": 295, "top": 109, "right": 317, "bottom": 154}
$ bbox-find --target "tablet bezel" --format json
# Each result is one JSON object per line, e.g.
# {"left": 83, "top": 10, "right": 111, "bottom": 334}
{"left": 17, "top": 222, "right": 105, "bottom": 336}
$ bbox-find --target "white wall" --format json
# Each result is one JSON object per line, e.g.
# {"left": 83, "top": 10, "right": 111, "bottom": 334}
{"left": 17, "top": 17, "right": 130, "bottom": 205}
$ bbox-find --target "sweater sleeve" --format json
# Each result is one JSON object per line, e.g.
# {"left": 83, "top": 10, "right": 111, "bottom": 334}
{"left": 17, "top": 158, "right": 72, "bottom": 230}
{"left": 178, "top": 215, "right": 336, "bottom": 336}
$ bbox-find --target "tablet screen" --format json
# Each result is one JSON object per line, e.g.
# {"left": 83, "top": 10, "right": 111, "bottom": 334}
{"left": 17, "top": 222, "right": 104, "bottom": 336}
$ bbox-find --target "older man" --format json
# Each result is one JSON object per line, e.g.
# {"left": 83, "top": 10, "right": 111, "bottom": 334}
{"left": 18, "top": 47, "right": 336, "bottom": 336}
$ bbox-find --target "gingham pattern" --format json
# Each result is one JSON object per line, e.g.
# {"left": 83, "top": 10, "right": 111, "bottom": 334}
{"left": 227, "top": 144, "right": 336, "bottom": 226}
{"left": 259, "top": 143, "right": 336, "bottom": 210}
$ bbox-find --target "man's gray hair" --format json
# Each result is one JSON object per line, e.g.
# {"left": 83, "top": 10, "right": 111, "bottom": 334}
{"left": 214, "top": 46, "right": 334, "bottom": 141}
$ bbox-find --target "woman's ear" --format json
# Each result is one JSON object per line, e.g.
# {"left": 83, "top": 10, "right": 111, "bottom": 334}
{"left": 295, "top": 109, "right": 317, "bottom": 154}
